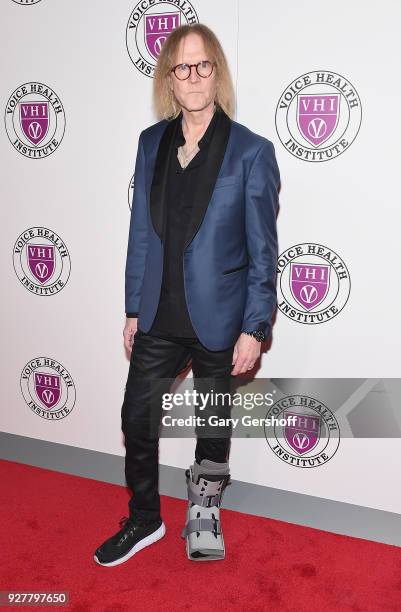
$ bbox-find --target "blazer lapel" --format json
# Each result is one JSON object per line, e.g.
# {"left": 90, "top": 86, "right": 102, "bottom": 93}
{"left": 149, "top": 113, "right": 181, "bottom": 242}
{"left": 184, "top": 108, "right": 232, "bottom": 249}
{"left": 149, "top": 107, "right": 232, "bottom": 248}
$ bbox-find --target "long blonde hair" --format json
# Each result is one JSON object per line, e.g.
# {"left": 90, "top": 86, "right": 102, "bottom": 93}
{"left": 153, "top": 23, "right": 236, "bottom": 120}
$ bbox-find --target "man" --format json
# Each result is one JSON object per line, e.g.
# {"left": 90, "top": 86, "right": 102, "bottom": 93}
{"left": 94, "top": 23, "right": 280, "bottom": 565}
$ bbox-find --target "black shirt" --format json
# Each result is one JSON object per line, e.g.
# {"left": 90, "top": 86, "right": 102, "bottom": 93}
{"left": 147, "top": 107, "right": 220, "bottom": 340}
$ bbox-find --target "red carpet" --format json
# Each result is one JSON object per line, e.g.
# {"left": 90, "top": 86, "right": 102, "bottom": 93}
{"left": 0, "top": 458, "right": 400, "bottom": 611}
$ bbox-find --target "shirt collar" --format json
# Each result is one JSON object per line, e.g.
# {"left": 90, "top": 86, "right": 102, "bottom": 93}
{"left": 175, "top": 104, "right": 220, "bottom": 150}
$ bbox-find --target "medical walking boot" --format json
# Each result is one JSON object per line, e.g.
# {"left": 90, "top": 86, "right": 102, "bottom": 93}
{"left": 181, "top": 459, "right": 231, "bottom": 561}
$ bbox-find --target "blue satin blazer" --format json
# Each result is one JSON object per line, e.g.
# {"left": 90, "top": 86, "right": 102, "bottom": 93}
{"left": 125, "top": 108, "right": 280, "bottom": 351}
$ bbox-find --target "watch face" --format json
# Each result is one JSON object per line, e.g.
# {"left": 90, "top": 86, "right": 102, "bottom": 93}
{"left": 243, "top": 330, "right": 265, "bottom": 341}
{"left": 254, "top": 331, "right": 265, "bottom": 342}
{"left": 247, "top": 331, "right": 264, "bottom": 341}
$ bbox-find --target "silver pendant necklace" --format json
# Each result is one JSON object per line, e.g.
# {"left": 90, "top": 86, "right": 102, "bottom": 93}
{"left": 177, "top": 142, "right": 199, "bottom": 168}
{"left": 178, "top": 105, "right": 216, "bottom": 169}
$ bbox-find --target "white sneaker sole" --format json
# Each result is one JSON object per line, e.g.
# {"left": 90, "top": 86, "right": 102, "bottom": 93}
{"left": 94, "top": 521, "right": 166, "bottom": 567}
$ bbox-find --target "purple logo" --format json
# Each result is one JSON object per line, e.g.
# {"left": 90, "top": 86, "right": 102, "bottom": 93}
{"left": 20, "top": 356, "right": 76, "bottom": 420}
{"left": 126, "top": 1, "right": 199, "bottom": 78}
{"left": 27, "top": 243, "right": 55, "bottom": 284}
{"left": 144, "top": 12, "right": 181, "bottom": 61}
{"left": 34, "top": 371, "right": 61, "bottom": 409}
{"left": 284, "top": 411, "right": 321, "bottom": 455}
{"left": 265, "top": 395, "right": 340, "bottom": 468}
{"left": 19, "top": 101, "right": 49, "bottom": 146}
{"left": 13, "top": 227, "right": 71, "bottom": 296}
{"left": 290, "top": 262, "right": 330, "bottom": 310}
{"left": 277, "top": 243, "right": 351, "bottom": 325}
{"left": 5, "top": 82, "right": 66, "bottom": 159}
{"left": 275, "top": 71, "right": 362, "bottom": 162}
{"left": 297, "top": 94, "right": 339, "bottom": 147}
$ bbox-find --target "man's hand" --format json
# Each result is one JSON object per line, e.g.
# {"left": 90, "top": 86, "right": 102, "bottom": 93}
{"left": 231, "top": 332, "right": 262, "bottom": 375}
{"left": 123, "top": 317, "right": 138, "bottom": 354}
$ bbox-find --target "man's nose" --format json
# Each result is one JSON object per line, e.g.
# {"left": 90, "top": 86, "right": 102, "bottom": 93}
{"left": 189, "top": 66, "right": 201, "bottom": 82}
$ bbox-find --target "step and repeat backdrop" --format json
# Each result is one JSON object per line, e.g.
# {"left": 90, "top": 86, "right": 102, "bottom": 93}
{"left": 1, "top": 1, "right": 400, "bottom": 516}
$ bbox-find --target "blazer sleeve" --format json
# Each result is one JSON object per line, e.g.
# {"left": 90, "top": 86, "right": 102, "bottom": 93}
{"left": 241, "top": 139, "right": 280, "bottom": 339}
{"left": 125, "top": 132, "right": 148, "bottom": 316}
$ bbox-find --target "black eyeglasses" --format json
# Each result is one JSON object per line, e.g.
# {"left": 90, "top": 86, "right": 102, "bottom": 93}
{"left": 170, "top": 60, "right": 216, "bottom": 80}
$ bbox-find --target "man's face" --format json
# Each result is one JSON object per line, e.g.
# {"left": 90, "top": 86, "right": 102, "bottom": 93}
{"left": 168, "top": 33, "right": 217, "bottom": 113}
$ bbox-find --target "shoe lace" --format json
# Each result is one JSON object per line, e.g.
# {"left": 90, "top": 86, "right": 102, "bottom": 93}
{"left": 117, "top": 515, "right": 139, "bottom": 542}
{"left": 119, "top": 514, "right": 149, "bottom": 531}
{"left": 118, "top": 515, "right": 137, "bottom": 533}
{"left": 119, "top": 515, "right": 129, "bottom": 527}
{"left": 119, "top": 515, "right": 135, "bottom": 528}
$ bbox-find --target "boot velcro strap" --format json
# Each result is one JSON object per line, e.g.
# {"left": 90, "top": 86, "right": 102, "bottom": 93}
{"left": 187, "top": 475, "right": 230, "bottom": 508}
{"left": 182, "top": 517, "right": 221, "bottom": 537}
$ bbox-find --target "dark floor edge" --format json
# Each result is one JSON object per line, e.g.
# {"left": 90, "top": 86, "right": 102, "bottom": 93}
{"left": 1, "top": 431, "right": 400, "bottom": 547}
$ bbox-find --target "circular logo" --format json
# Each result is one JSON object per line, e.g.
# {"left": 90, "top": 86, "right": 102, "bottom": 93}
{"left": 12, "top": 0, "right": 42, "bottom": 4}
{"left": 126, "top": 0, "right": 199, "bottom": 78}
{"left": 275, "top": 70, "right": 362, "bottom": 162}
{"left": 20, "top": 356, "right": 76, "bottom": 420}
{"left": 264, "top": 395, "right": 340, "bottom": 468}
{"left": 5, "top": 82, "right": 66, "bottom": 158}
{"left": 277, "top": 242, "right": 351, "bottom": 325}
{"left": 13, "top": 227, "right": 71, "bottom": 296}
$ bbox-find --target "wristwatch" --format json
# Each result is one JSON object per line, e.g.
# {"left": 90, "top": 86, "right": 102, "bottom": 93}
{"left": 242, "top": 329, "right": 266, "bottom": 342}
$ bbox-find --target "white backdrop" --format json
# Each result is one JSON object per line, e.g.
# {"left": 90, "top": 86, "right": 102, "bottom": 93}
{"left": 1, "top": 0, "right": 400, "bottom": 516}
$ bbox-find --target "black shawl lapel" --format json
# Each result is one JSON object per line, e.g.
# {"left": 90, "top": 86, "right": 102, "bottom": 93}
{"left": 149, "top": 107, "right": 232, "bottom": 248}
{"left": 183, "top": 108, "right": 232, "bottom": 249}
{"left": 149, "top": 112, "right": 181, "bottom": 242}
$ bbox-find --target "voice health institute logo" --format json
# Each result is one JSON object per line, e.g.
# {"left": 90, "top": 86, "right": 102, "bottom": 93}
{"left": 5, "top": 82, "right": 65, "bottom": 158}
{"left": 20, "top": 357, "right": 76, "bottom": 420}
{"left": 126, "top": 0, "right": 199, "bottom": 77}
{"left": 13, "top": 227, "right": 71, "bottom": 296}
{"left": 275, "top": 70, "right": 362, "bottom": 162}
{"left": 277, "top": 243, "right": 351, "bottom": 325}
{"left": 264, "top": 395, "right": 340, "bottom": 468}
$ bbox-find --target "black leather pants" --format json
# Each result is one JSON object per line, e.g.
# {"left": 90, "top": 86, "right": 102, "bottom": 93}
{"left": 121, "top": 329, "right": 235, "bottom": 523}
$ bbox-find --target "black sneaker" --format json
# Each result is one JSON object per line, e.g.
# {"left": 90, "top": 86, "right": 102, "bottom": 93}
{"left": 94, "top": 515, "right": 166, "bottom": 567}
